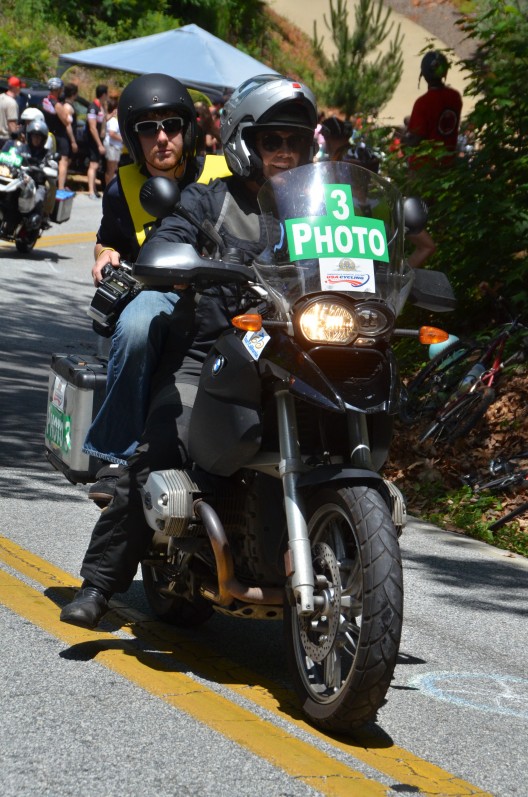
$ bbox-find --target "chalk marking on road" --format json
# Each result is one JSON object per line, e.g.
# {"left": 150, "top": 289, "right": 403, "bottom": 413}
{"left": 410, "top": 672, "right": 528, "bottom": 719}
{"left": 0, "top": 536, "right": 493, "bottom": 797}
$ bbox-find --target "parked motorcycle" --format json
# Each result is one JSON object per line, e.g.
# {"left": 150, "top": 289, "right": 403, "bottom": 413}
{"left": 45, "top": 160, "right": 455, "bottom": 732}
{"left": 0, "top": 139, "right": 69, "bottom": 253}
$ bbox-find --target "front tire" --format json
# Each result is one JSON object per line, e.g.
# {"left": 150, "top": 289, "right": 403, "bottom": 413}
{"left": 15, "top": 228, "right": 39, "bottom": 253}
{"left": 284, "top": 485, "right": 403, "bottom": 732}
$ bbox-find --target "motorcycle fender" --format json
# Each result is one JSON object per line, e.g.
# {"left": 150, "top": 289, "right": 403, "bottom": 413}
{"left": 259, "top": 330, "right": 346, "bottom": 413}
{"left": 297, "top": 465, "right": 384, "bottom": 490}
{"left": 189, "top": 330, "right": 262, "bottom": 477}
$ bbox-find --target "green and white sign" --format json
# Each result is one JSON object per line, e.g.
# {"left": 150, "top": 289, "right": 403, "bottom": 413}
{"left": 284, "top": 184, "right": 389, "bottom": 263}
{"left": 46, "top": 403, "right": 71, "bottom": 453}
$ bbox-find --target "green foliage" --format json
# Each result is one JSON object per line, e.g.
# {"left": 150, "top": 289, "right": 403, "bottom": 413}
{"left": 0, "top": 1, "right": 55, "bottom": 78}
{"left": 387, "top": 0, "right": 528, "bottom": 329}
{"left": 422, "top": 485, "right": 528, "bottom": 557}
{"left": 313, "top": 0, "right": 404, "bottom": 118}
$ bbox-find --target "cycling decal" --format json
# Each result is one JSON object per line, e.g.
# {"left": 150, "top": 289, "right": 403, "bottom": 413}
{"left": 319, "top": 256, "right": 375, "bottom": 293}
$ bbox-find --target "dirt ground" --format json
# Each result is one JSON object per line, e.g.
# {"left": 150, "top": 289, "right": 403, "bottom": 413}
{"left": 385, "top": 372, "right": 528, "bottom": 537}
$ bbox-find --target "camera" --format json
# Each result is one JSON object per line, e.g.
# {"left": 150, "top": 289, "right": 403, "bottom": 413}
{"left": 88, "top": 263, "right": 142, "bottom": 337}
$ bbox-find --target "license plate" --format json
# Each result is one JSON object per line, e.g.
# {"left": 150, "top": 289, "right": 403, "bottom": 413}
{"left": 46, "top": 403, "right": 71, "bottom": 452}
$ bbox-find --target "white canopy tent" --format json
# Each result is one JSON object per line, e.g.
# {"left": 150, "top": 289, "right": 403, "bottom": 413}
{"left": 58, "top": 24, "right": 278, "bottom": 101}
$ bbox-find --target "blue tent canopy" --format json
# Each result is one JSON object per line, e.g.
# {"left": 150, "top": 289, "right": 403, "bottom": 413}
{"left": 58, "top": 24, "right": 278, "bottom": 101}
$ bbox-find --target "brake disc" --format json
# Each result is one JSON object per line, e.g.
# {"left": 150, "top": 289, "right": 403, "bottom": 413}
{"left": 299, "top": 542, "right": 342, "bottom": 662}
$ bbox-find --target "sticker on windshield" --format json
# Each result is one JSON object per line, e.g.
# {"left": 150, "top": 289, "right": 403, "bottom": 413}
{"left": 319, "top": 257, "right": 375, "bottom": 293}
{"left": 284, "top": 183, "right": 389, "bottom": 264}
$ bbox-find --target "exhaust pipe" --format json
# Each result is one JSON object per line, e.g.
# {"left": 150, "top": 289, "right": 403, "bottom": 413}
{"left": 193, "top": 499, "right": 283, "bottom": 607}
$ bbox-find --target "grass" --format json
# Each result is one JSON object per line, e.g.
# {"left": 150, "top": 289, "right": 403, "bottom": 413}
{"left": 413, "top": 484, "right": 528, "bottom": 558}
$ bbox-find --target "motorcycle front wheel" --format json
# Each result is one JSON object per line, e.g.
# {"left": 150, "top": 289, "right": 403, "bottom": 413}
{"left": 284, "top": 485, "right": 403, "bottom": 732}
{"left": 15, "top": 228, "right": 39, "bottom": 253}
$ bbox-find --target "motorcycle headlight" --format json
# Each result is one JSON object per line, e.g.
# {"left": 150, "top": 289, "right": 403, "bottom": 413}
{"left": 299, "top": 300, "right": 357, "bottom": 344}
{"left": 354, "top": 303, "right": 393, "bottom": 336}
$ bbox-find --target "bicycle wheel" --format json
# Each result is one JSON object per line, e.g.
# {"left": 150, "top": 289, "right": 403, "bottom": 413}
{"left": 400, "top": 339, "right": 483, "bottom": 424}
{"left": 420, "top": 387, "right": 496, "bottom": 444}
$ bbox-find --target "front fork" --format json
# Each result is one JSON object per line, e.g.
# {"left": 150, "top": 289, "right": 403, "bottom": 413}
{"left": 276, "top": 387, "right": 374, "bottom": 616}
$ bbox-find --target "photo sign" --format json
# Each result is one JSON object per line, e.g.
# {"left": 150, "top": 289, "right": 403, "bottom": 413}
{"left": 284, "top": 184, "right": 389, "bottom": 263}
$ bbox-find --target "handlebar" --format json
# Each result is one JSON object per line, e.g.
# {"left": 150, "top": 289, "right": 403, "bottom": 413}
{"left": 132, "top": 241, "right": 254, "bottom": 287}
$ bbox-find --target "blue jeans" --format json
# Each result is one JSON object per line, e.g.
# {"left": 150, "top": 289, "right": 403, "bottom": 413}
{"left": 83, "top": 289, "right": 188, "bottom": 464}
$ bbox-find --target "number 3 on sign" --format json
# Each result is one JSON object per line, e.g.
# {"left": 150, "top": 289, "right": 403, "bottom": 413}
{"left": 327, "top": 186, "right": 353, "bottom": 221}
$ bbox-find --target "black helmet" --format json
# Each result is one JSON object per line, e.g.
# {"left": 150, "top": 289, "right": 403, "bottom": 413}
{"left": 345, "top": 142, "right": 380, "bottom": 173}
{"left": 220, "top": 74, "right": 317, "bottom": 178}
{"left": 320, "top": 116, "right": 353, "bottom": 140}
{"left": 27, "top": 119, "right": 49, "bottom": 139}
{"left": 420, "top": 51, "right": 449, "bottom": 84}
{"left": 118, "top": 73, "right": 197, "bottom": 164}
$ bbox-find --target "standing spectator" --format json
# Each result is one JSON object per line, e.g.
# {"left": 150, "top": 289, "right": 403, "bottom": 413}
{"left": 42, "top": 77, "right": 77, "bottom": 190}
{"left": 103, "top": 97, "right": 123, "bottom": 186}
{"left": 62, "top": 82, "right": 79, "bottom": 184}
{"left": 85, "top": 84, "right": 108, "bottom": 199}
{"left": 405, "top": 50, "right": 462, "bottom": 167}
{"left": 0, "top": 76, "right": 22, "bottom": 148}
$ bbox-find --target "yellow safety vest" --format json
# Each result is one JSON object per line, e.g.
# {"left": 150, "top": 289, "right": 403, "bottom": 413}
{"left": 118, "top": 155, "right": 231, "bottom": 248}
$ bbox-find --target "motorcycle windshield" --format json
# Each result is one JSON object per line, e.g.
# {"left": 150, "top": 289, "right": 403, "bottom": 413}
{"left": 255, "top": 161, "right": 411, "bottom": 318}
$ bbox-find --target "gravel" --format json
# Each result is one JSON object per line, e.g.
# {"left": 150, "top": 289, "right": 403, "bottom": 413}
{"left": 382, "top": 0, "right": 476, "bottom": 59}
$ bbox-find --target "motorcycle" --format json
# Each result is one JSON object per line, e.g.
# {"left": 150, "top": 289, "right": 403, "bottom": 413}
{"left": 45, "top": 160, "right": 455, "bottom": 732}
{"left": 129, "top": 161, "right": 454, "bottom": 732}
{"left": 0, "top": 139, "right": 62, "bottom": 253}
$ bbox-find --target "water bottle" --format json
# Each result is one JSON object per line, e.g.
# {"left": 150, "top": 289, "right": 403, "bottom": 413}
{"left": 459, "top": 362, "right": 486, "bottom": 391}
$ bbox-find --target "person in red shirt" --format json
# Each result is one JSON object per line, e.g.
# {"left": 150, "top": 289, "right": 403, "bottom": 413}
{"left": 406, "top": 50, "right": 462, "bottom": 167}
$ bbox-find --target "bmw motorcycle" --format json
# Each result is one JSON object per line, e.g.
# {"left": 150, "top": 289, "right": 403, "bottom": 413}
{"left": 128, "top": 161, "right": 454, "bottom": 733}
{"left": 0, "top": 140, "right": 59, "bottom": 253}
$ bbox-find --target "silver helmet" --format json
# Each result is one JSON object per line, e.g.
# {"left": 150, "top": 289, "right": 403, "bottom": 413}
{"left": 220, "top": 74, "right": 317, "bottom": 178}
{"left": 20, "top": 107, "right": 45, "bottom": 125}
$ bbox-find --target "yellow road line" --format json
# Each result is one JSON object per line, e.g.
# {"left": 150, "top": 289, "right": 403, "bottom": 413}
{"left": 0, "top": 537, "right": 493, "bottom": 797}
{"left": 0, "top": 231, "right": 96, "bottom": 250}
{"left": 0, "top": 565, "right": 385, "bottom": 796}
{"left": 37, "top": 231, "right": 96, "bottom": 247}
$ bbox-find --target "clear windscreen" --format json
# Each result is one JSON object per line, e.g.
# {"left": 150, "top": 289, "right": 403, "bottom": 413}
{"left": 255, "top": 161, "right": 413, "bottom": 318}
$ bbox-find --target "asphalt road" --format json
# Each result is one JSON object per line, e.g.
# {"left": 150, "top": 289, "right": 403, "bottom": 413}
{"left": 0, "top": 195, "right": 527, "bottom": 797}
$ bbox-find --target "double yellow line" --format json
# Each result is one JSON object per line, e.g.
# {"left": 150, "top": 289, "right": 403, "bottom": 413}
{"left": 0, "top": 536, "right": 491, "bottom": 797}
{"left": 0, "top": 231, "right": 96, "bottom": 249}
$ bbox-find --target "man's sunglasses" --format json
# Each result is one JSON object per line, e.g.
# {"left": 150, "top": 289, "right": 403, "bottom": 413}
{"left": 133, "top": 116, "right": 185, "bottom": 136}
{"left": 259, "top": 132, "right": 310, "bottom": 153}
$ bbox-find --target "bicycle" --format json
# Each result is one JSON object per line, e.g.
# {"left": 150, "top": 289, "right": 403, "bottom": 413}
{"left": 402, "top": 313, "right": 528, "bottom": 444}
{"left": 464, "top": 450, "right": 528, "bottom": 531}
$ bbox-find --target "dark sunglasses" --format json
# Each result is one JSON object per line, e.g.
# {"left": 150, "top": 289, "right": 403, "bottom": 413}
{"left": 259, "top": 132, "right": 310, "bottom": 153}
{"left": 133, "top": 116, "right": 185, "bottom": 137}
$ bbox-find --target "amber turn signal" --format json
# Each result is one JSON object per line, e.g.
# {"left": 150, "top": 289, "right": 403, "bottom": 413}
{"left": 231, "top": 314, "right": 262, "bottom": 332}
{"left": 418, "top": 326, "right": 450, "bottom": 345}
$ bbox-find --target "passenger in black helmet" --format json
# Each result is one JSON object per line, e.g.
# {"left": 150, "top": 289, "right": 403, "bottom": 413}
{"left": 21, "top": 119, "right": 59, "bottom": 231}
{"left": 83, "top": 73, "right": 202, "bottom": 508}
{"left": 60, "top": 73, "right": 318, "bottom": 630}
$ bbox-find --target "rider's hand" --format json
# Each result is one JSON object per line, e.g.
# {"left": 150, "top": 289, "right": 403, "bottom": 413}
{"left": 92, "top": 248, "right": 120, "bottom": 286}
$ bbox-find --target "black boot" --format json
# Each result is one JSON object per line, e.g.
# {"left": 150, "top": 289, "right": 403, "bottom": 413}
{"left": 60, "top": 583, "right": 110, "bottom": 629}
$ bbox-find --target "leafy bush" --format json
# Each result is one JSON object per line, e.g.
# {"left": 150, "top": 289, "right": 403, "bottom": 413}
{"left": 388, "top": 0, "right": 528, "bottom": 329}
